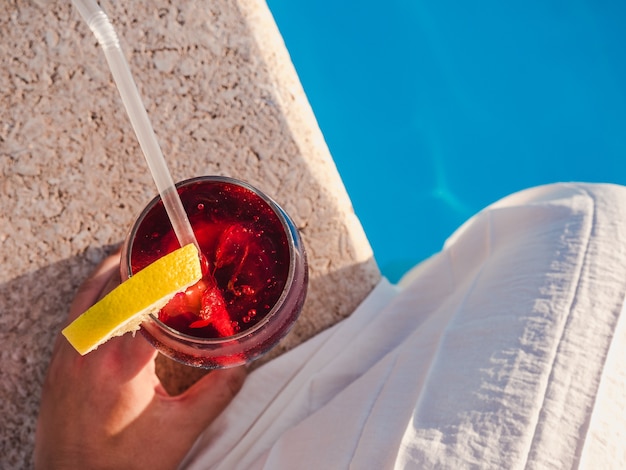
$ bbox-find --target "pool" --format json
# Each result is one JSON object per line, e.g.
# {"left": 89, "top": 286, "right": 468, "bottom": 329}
{"left": 267, "top": 0, "right": 626, "bottom": 282}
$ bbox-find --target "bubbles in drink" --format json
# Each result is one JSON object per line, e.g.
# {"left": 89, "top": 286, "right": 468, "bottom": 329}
{"left": 131, "top": 180, "right": 290, "bottom": 339}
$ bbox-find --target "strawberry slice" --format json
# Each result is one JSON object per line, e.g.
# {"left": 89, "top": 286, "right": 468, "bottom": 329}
{"left": 159, "top": 292, "right": 191, "bottom": 323}
{"left": 158, "top": 292, "right": 200, "bottom": 333}
{"left": 159, "top": 275, "right": 234, "bottom": 337}
{"left": 188, "top": 318, "right": 212, "bottom": 329}
{"left": 214, "top": 224, "right": 254, "bottom": 270}
{"left": 214, "top": 223, "right": 272, "bottom": 300}
{"left": 196, "top": 281, "right": 234, "bottom": 337}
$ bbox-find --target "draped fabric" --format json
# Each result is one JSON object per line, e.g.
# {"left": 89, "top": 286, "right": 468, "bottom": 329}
{"left": 182, "top": 183, "right": 626, "bottom": 469}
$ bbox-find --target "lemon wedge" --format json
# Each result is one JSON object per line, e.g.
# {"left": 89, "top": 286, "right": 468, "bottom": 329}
{"left": 62, "top": 243, "right": 202, "bottom": 355}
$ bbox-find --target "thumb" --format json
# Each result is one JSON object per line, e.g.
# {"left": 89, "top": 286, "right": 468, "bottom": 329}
{"left": 175, "top": 367, "right": 247, "bottom": 432}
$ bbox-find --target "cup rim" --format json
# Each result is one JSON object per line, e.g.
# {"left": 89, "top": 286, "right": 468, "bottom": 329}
{"left": 122, "top": 175, "right": 301, "bottom": 345}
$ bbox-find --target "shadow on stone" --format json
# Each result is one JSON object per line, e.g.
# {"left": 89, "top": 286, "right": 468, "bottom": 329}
{"left": 0, "top": 246, "right": 379, "bottom": 466}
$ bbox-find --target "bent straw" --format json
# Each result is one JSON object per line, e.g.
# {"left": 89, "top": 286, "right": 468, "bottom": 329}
{"left": 71, "top": 0, "right": 199, "bottom": 251}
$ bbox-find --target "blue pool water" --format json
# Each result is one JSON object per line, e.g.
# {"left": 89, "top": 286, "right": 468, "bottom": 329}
{"left": 267, "top": 1, "right": 626, "bottom": 282}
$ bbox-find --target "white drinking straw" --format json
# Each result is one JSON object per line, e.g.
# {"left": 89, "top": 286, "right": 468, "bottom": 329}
{"left": 71, "top": 0, "right": 199, "bottom": 251}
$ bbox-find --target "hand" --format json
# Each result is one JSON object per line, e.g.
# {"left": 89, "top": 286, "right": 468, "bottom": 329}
{"left": 35, "top": 251, "right": 246, "bottom": 469}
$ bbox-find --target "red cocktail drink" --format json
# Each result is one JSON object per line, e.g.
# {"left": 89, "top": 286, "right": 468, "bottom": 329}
{"left": 120, "top": 176, "right": 307, "bottom": 368}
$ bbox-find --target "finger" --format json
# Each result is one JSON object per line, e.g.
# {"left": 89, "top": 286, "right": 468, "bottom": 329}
{"left": 68, "top": 250, "right": 121, "bottom": 323}
{"left": 99, "top": 263, "right": 121, "bottom": 300}
{"left": 53, "top": 250, "right": 123, "bottom": 356}
{"left": 174, "top": 367, "right": 247, "bottom": 432}
{"left": 59, "top": 248, "right": 158, "bottom": 368}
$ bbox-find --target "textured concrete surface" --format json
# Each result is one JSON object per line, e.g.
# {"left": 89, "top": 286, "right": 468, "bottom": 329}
{"left": 0, "top": 0, "right": 380, "bottom": 467}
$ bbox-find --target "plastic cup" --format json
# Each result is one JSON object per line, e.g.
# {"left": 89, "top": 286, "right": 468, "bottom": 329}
{"left": 120, "top": 176, "right": 308, "bottom": 369}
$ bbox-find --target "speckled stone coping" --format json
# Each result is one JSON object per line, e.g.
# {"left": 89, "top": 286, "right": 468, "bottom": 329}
{"left": 0, "top": 0, "right": 380, "bottom": 466}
